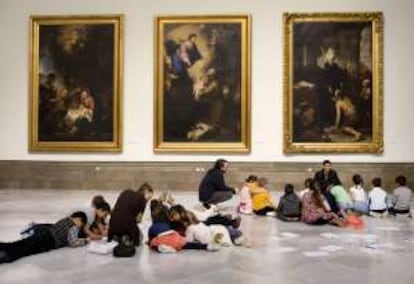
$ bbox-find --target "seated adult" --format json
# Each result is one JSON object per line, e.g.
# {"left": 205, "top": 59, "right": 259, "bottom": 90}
{"left": 314, "top": 160, "right": 340, "bottom": 186}
{"left": 389, "top": 175, "right": 413, "bottom": 217}
{"left": 199, "top": 159, "right": 236, "bottom": 208}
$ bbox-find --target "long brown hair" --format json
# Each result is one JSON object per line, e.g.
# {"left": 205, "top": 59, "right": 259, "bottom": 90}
{"left": 310, "top": 180, "right": 324, "bottom": 208}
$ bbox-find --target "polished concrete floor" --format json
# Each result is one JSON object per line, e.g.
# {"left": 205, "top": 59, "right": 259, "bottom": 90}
{"left": 0, "top": 189, "right": 414, "bottom": 284}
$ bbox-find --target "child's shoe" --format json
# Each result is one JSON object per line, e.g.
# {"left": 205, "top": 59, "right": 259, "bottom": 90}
{"left": 20, "top": 221, "right": 36, "bottom": 236}
{"left": 207, "top": 243, "right": 221, "bottom": 251}
{"left": 234, "top": 235, "right": 252, "bottom": 247}
{"left": 157, "top": 244, "right": 177, "bottom": 254}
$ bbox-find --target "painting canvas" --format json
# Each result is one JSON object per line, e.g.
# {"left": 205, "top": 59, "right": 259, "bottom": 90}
{"left": 155, "top": 15, "right": 250, "bottom": 152}
{"left": 29, "top": 15, "right": 123, "bottom": 152}
{"left": 283, "top": 13, "right": 383, "bottom": 153}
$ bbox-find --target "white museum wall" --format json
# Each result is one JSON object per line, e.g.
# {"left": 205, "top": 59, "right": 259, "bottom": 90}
{"left": 0, "top": 0, "right": 413, "bottom": 162}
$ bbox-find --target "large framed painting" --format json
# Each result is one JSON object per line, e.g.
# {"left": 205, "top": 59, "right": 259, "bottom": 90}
{"left": 29, "top": 15, "right": 123, "bottom": 152}
{"left": 283, "top": 12, "right": 383, "bottom": 153}
{"left": 154, "top": 15, "right": 251, "bottom": 152}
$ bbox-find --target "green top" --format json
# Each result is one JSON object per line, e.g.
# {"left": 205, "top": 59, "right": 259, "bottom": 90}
{"left": 330, "top": 185, "right": 351, "bottom": 203}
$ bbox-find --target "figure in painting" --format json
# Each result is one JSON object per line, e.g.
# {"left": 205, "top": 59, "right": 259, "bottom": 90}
{"left": 291, "top": 22, "right": 374, "bottom": 144}
{"left": 163, "top": 24, "right": 242, "bottom": 143}
{"left": 37, "top": 24, "right": 115, "bottom": 142}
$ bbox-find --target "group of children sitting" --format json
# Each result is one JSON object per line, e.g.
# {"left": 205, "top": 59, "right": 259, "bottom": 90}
{"left": 1, "top": 174, "right": 412, "bottom": 263}
{"left": 238, "top": 174, "right": 413, "bottom": 227}
{"left": 147, "top": 192, "right": 250, "bottom": 253}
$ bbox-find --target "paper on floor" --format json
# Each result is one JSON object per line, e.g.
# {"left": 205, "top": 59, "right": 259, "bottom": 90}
{"left": 376, "top": 226, "right": 400, "bottom": 231}
{"left": 303, "top": 251, "right": 330, "bottom": 257}
{"left": 320, "top": 233, "right": 339, "bottom": 239}
{"left": 319, "top": 245, "right": 343, "bottom": 252}
{"left": 272, "top": 246, "right": 297, "bottom": 253}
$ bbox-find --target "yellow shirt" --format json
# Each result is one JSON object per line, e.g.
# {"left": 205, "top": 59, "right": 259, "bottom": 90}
{"left": 251, "top": 186, "right": 273, "bottom": 211}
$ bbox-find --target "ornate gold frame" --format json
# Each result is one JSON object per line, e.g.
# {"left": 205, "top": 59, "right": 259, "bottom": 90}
{"left": 283, "top": 12, "right": 383, "bottom": 153}
{"left": 29, "top": 15, "right": 123, "bottom": 152}
{"left": 154, "top": 15, "right": 251, "bottom": 153}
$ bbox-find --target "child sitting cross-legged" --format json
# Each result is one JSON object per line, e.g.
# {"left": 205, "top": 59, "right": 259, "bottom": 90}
{"left": 251, "top": 177, "right": 277, "bottom": 217}
{"left": 238, "top": 175, "right": 258, "bottom": 215}
{"left": 368, "top": 177, "right": 388, "bottom": 217}
{"left": 276, "top": 184, "right": 302, "bottom": 221}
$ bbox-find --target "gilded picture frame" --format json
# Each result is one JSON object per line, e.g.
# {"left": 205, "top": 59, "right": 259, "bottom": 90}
{"left": 29, "top": 15, "right": 123, "bottom": 152}
{"left": 154, "top": 15, "right": 251, "bottom": 153}
{"left": 283, "top": 12, "right": 383, "bottom": 153}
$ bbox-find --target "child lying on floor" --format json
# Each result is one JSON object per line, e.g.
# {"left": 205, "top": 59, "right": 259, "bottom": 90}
{"left": 148, "top": 200, "right": 220, "bottom": 253}
{"left": 186, "top": 211, "right": 249, "bottom": 247}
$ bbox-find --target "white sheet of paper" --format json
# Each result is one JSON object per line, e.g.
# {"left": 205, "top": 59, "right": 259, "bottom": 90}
{"left": 320, "top": 233, "right": 339, "bottom": 239}
{"left": 319, "top": 245, "right": 343, "bottom": 252}
{"left": 362, "top": 234, "right": 378, "bottom": 241}
{"left": 280, "top": 232, "right": 300, "bottom": 238}
{"left": 361, "top": 248, "right": 385, "bottom": 255}
{"left": 377, "top": 227, "right": 400, "bottom": 231}
{"left": 273, "top": 247, "right": 297, "bottom": 253}
{"left": 271, "top": 232, "right": 300, "bottom": 241}
{"left": 303, "top": 251, "right": 330, "bottom": 257}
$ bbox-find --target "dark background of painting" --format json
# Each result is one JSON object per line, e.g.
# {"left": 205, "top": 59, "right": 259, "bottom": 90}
{"left": 38, "top": 24, "right": 115, "bottom": 142}
{"left": 163, "top": 23, "right": 242, "bottom": 142}
{"left": 292, "top": 22, "right": 373, "bottom": 143}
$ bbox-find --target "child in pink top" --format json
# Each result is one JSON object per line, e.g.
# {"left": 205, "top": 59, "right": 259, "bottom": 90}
{"left": 238, "top": 175, "right": 258, "bottom": 214}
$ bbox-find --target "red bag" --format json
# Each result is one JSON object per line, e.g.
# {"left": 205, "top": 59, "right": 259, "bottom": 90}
{"left": 345, "top": 214, "right": 364, "bottom": 229}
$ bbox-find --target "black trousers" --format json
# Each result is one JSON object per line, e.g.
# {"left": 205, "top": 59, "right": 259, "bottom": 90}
{"left": 388, "top": 208, "right": 410, "bottom": 215}
{"left": 0, "top": 227, "right": 55, "bottom": 263}
{"left": 203, "top": 215, "right": 233, "bottom": 226}
{"left": 254, "top": 206, "right": 276, "bottom": 216}
{"left": 183, "top": 243, "right": 208, "bottom": 250}
{"left": 204, "top": 191, "right": 233, "bottom": 205}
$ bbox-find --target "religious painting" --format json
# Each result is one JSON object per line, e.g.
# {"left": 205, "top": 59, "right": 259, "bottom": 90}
{"left": 155, "top": 15, "right": 251, "bottom": 152}
{"left": 283, "top": 13, "right": 383, "bottom": 153}
{"left": 29, "top": 15, "right": 123, "bottom": 152}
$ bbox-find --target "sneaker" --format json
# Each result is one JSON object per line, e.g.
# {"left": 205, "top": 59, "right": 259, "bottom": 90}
{"left": 207, "top": 243, "right": 221, "bottom": 251}
{"left": 157, "top": 245, "right": 177, "bottom": 254}
{"left": 234, "top": 235, "right": 252, "bottom": 248}
{"left": 233, "top": 235, "right": 245, "bottom": 246}
{"left": 266, "top": 211, "right": 276, "bottom": 217}
{"left": 20, "top": 221, "right": 36, "bottom": 236}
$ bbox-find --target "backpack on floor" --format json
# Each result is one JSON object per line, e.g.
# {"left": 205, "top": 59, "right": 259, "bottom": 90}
{"left": 113, "top": 235, "right": 136, "bottom": 257}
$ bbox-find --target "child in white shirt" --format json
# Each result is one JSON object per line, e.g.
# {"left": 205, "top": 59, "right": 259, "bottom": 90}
{"left": 368, "top": 177, "right": 388, "bottom": 217}
{"left": 349, "top": 174, "right": 368, "bottom": 214}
